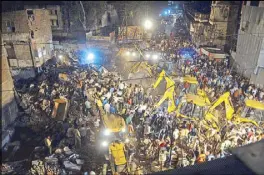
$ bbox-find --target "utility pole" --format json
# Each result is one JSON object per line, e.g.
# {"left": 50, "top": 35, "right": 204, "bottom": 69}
{"left": 125, "top": 1, "right": 128, "bottom": 41}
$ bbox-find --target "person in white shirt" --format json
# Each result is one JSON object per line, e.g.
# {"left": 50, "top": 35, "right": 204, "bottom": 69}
{"left": 119, "top": 81, "right": 125, "bottom": 90}
{"left": 173, "top": 128, "right": 179, "bottom": 140}
{"left": 104, "top": 103, "right": 111, "bottom": 113}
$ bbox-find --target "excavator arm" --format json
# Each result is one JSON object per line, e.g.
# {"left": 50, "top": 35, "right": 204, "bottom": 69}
{"left": 129, "top": 61, "right": 153, "bottom": 77}
{"left": 207, "top": 92, "right": 235, "bottom": 120}
{"left": 155, "top": 87, "right": 176, "bottom": 113}
{"left": 153, "top": 70, "right": 166, "bottom": 89}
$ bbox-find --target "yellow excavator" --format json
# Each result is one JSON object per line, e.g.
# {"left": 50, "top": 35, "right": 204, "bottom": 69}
{"left": 234, "top": 99, "right": 264, "bottom": 127}
{"left": 129, "top": 61, "right": 155, "bottom": 78}
{"left": 153, "top": 70, "right": 177, "bottom": 112}
{"left": 153, "top": 70, "right": 210, "bottom": 113}
{"left": 204, "top": 92, "right": 260, "bottom": 129}
{"left": 96, "top": 99, "right": 126, "bottom": 133}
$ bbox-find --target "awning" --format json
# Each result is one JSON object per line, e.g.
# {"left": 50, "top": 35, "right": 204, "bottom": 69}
{"left": 200, "top": 47, "right": 227, "bottom": 60}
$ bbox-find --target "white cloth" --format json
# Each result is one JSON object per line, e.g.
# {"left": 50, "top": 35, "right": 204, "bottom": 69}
{"left": 104, "top": 103, "right": 111, "bottom": 113}
{"left": 138, "top": 105, "right": 147, "bottom": 113}
{"left": 144, "top": 125, "right": 151, "bottom": 135}
{"left": 119, "top": 83, "right": 125, "bottom": 90}
{"left": 104, "top": 92, "right": 111, "bottom": 99}
{"left": 94, "top": 119, "right": 100, "bottom": 128}
{"left": 173, "top": 129, "right": 179, "bottom": 140}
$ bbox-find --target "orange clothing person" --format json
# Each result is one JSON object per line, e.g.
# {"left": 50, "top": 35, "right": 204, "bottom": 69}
{"left": 197, "top": 153, "right": 206, "bottom": 163}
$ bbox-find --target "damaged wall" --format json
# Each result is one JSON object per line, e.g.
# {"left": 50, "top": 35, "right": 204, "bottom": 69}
{"left": 1, "top": 39, "right": 18, "bottom": 131}
{"left": 1, "top": 9, "right": 53, "bottom": 68}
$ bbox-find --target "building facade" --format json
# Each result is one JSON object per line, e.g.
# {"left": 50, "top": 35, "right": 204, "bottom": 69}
{"left": 189, "top": 12, "right": 211, "bottom": 47}
{"left": 1, "top": 38, "right": 18, "bottom": 131}
{"left": 233, "top": 2, "right": 264, "bottom": 86}
{"left": 188, "top": 1, "right": 241, "bottom": 51}
{"left": 24, "top": 5, "right": 63, "bottom": 31}
{"left": 1, "top": 9, "right": 53, "bottom": 70}
{"left": 207, "top": 1, "right": 240, "bottom": 51}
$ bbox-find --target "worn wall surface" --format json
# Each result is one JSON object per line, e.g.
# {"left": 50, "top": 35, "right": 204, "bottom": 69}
{"left": 30, "top": 9, "right": 53, "bottom": 66}
{"left": 1, "top": 11, "right": 29, "bottom": 33}
{"left": 2, "top": 9, "right": 53, "bottom": 68}
{"left": 209, "top": 1, "right": 240, "bottom": 50}
{"left": 234, "top": 5, "right": 264, "bottom": 86}
{"left": 1, "top": 40, "right": 18, "bottom": 131}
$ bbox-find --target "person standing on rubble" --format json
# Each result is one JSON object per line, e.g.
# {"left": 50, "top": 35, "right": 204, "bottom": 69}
{"left": 44, "top": 136, "right": 52, "bottom": 155}
{"left": 73, "top": 126, "right": 81, "bottom": 149}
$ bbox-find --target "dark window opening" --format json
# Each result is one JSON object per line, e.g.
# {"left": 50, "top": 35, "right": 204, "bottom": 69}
{"left": 55, "top": 10, "right": 57, "bottom": 15}
{"left": 31, "top": 30, "right": 34, "bottom": 38}
{"left": 243, "top": 1, "right": 247, "bottom": 5}
{"left": 250, "top": 1, "right": 259, "bottom": 6}
{"left": 5, "top": 44, "right": 17, "bottom": 60}
{"left": 7, "top": 21, "right": 11, "bottom": 27}
{"left": 107, "top": 12, "right": 111, "bottom": 23}
{"left": 50, "top": 10, "right": 53, "bottom": 15}
{"left": 56, "top": 20, "right": 59, "bottom": 26}
{"left": 12, "top": 27, "right": 15, "bottom": 32}
{"left": 27, "top": 10, "right": 33, "bottom": 15}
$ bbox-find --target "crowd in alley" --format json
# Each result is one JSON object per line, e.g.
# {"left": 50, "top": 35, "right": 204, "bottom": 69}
{"left": 9, "top": 31, "right": 264, "bottom": 175}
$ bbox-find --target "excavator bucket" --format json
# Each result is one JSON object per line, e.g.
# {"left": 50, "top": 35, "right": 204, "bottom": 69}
{"left": 51, "top": 98, "right": 69, "bottom": 121}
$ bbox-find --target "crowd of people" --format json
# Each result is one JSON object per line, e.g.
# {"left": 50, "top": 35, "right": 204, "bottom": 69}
{"left": 14, "top": 29, "right": 264, "bottom": 174}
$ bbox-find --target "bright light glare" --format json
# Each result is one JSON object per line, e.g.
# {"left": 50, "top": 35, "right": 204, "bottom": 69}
{"left": 132, "top": 52, "right": 136, "bottom": 57}
{"left": 102, "top": 141, "right": 108, "bottom": 147}
{"left": 168, "top": 10, "right": 171, "bottom": 14}
{"left": 144, "top": 20, "right": 153, "bottom": 30}
{"left": 58, "top": 55, "right": 63, "bottom": 59}
{"left": 126, "top": 51, "right": 131, "bottom": 56}
{"left": 104, "top": 129, "right": 111, "bottom": 136}
{"left": 125, "top": 138, "right": 129, "bottom": 143}
{"left": 87, "top": 53, "right": 95, "bottom": 60}
{"left": 121, "top": 128, "right": 126, "bottom": 133}
{"left": 152, "top": 55, "right": 158, "bottom": 59}
{"left": 145, "top": 54, "right": 150, "bottom": 58}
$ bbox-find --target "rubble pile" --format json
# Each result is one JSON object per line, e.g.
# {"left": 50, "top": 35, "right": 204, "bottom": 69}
{"left": 29, "top": 146, "right": 84, "bottom": 175}
{"left": 11, "top": 65, "right": 116, "bottom": 174}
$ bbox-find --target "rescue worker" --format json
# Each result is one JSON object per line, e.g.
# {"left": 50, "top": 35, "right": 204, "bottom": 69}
{"left": 44, "top": 136, "right": 52, "bottom": 155}
{"left": 73, "top": 126, "right": 81, "bottom": 149}
{"left": 109, "top": 140, "right": 127, "bottom": 173}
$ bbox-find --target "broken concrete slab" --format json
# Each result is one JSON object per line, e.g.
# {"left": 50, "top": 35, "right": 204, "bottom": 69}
{"left": 63, "top": 160, "right": 81, "bottom": 171}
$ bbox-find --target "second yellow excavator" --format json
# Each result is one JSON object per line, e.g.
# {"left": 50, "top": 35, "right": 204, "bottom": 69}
{"left": 153, "top": 70, "right": 177, "bottom": 113}
{"left": 204, "top": 92, "right": 260, "bottom": 129}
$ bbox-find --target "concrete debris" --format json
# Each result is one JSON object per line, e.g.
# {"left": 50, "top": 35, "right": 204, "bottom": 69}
{"left": 63, "top": 161, "right": 81, "bottom": 171}
{"left": 1, "top": 164, "right": 13, "bottom": 174}
{"left": 76, "top": 159, "right": 84, "bottom": 165}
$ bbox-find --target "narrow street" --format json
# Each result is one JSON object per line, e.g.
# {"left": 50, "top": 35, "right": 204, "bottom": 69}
{"left": 1, "top": 1, "right": 264, "bottom": 175}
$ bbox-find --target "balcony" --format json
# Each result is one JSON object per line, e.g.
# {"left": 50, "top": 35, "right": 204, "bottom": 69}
{"left": 194, "top": 13, "right": 209, "bottom": 23}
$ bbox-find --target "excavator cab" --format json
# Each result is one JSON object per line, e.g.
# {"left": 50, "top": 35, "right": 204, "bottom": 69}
{"left": 234, "top": 99, "right": 264, "bottom": 127}
{"left": 176, "top": 94, "right": 209, "bottom": 120}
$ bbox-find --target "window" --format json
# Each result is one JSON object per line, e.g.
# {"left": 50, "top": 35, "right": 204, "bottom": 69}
{"left": 27, "top": 10, "right": 33, "bottom": 15}
{"left": 55, "top": 10, "right": 57, "bottom": 15}
{"left": 51, "top": 20, "right": 58, "bottom": 26}
{"left": 6, "top": 21, "right": 15, "bottom": 32}
{"left": 31, "top": 30, "right": 34, "bottom": 39}
{"left": 7, "top": 21, "right": 11, "bottom": 27}
{"left": 243, "top": 1, "right": 247, "bottom": 5}
{"left": 49, "top": 10, "right": 53, "bottom": 15}
{"left": 250, "top": 1, "right": 259, "bottom": 6}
